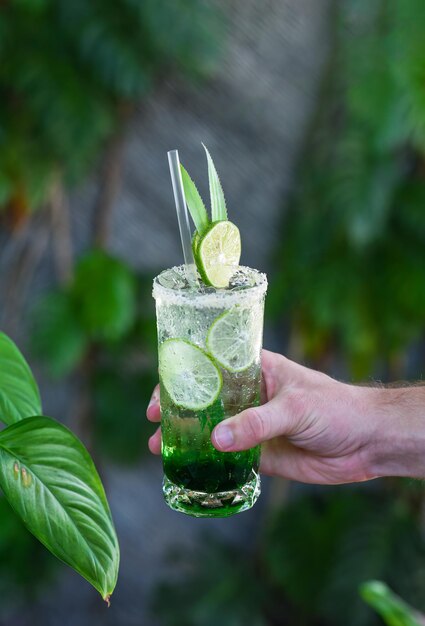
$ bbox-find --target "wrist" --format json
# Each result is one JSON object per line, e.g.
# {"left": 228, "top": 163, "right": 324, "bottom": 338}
{"left": 366, "top": 386, "right": 425, "bottom": 480}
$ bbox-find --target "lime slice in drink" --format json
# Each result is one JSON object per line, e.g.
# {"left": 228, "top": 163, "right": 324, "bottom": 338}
{"left": 159, "top": 339, "right": 222, "bottom": 410}
{"left": 206, "top": 307, "right": 261, "bottom": 372}
{"left": 196, "top": 221, "right": 241, "bottom": 288}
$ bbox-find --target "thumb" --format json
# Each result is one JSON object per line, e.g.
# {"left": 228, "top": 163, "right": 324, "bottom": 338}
{"left": 211, "top": 398, "right": 286, "bottom": 452}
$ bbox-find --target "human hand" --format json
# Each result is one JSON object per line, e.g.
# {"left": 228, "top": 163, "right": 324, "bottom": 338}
{"left": 147, "top": 349, "right": 425, "bottom": 484}
{"left": 210, "top": 350, "right": 378, "bottom": 484}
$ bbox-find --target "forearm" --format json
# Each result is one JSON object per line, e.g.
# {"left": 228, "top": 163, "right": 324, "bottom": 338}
{"left": 365, "top": 385, "right": 425, "bottom": 480}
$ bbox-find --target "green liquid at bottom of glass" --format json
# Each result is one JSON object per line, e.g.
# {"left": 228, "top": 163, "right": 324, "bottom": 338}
{"left": 162, "top": 451, "right": 261, "bottom": 518}
{"left": 163, "top": 470, "right": 261, "bottom": 518}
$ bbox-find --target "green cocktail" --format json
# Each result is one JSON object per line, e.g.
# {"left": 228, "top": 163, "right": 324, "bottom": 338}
{"left": 154, "top": 144, "right": 268, "bottom": 517}
{"left": 153, "top": 265, "right": 267, "bottom": 517}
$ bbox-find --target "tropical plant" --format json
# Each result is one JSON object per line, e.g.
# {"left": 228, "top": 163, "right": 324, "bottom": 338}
{"left": 0, "top": 0, "right": 222, "bottom": 463}
{"left": 151, "top": 536, "right": 270, "bottom": 626}
{"left": 0, "top": 331, "right": 120, "bottom": 604}
{"left": 265, "top": 489, "right": 425, "bottom": 626}
{"left": 0, "top": 495, "right": 57, "bottom": 601}
{"left": 152, "top": 486, "right": 425, "bottom": 626}
{"left": 267, "top": 0, "right": 425, "bottom": 379}
{"left": 31, "top": 248, "right": 157, "bottom": 462}
{"left": 0, "top": 0, "right": 221, "bottom": 223}
{"left": 0, "top": 1, "right": 222, "bottom": 606}
{"left": 361, "top": 581, "right": 425, "bottom": 626}
{"left": 152, "top": 3, "right": 425, "bottom": 625}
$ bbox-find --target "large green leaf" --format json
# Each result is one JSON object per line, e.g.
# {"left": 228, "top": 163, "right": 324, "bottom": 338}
{"left": 0, "top": 416, "right": 120, "bottom": 602}
{"left": 0, "top": 332, "right": 41, "bottom": 425}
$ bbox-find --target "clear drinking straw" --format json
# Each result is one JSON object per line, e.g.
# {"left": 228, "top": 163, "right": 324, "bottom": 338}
{"left": 167, "top": 149, "right": 199, "bottom": 286}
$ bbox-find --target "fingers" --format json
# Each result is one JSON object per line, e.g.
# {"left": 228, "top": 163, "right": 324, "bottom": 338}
{"left": 211, "top": 397, "right": 289, "bottom": 452}
{"left": 260, "top": 349, "right": 288, "bottom": 403}
{"left": 146, "top": 384, "right": 161, "bottom": 422}
{"left": 148, "top": 427, "right": 162, "bottom": 455}
{"left": 147, "top": 385, "right": 161, "bottom": 455}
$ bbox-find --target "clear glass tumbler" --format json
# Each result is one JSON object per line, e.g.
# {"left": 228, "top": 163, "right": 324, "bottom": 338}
{"left": 153, "top": 265, "right": 267, "bottom": 517}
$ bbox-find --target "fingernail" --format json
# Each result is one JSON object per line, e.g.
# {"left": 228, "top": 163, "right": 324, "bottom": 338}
{"left": 214, "top": 425, "right": 234, "bottom": 450}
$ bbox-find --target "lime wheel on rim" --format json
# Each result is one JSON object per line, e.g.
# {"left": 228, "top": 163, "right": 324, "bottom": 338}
{"left": 195, "top": 221, "right": 241, "bottom": 288}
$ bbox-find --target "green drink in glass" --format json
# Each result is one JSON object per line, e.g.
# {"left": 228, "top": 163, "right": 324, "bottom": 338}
{"left": 153, "top": 145, "right": 267, "bottom": 517}
{"left": 153, "top": 266, "right": 267, "bottom": 517}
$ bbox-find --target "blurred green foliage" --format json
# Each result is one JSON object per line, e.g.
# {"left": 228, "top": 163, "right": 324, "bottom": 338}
{"left": 153, "top": 487, "right": 425, "bottom": 626}
{"left": 72, "top": 250, "right": 137, "bottom": 342}
{"left": 361, "top": 581, "right": 423, "bottom": 626}
{"left": 93, "top": 367, "right": 157, "bottom": 463}
{"left": 31, "top": 249, "right": 157, "bottom": 463}
{"left": 32, "top": 250, "right": 137, "bottom": 375}
{"left": 18, "top": 0, "right": 222, "bottom": 465}
{"left": 1, "top": 1, "right": 222, "bottom": 603}
{"left": 151, "top": 537, "right": 270, "bottom": 626}
{"left": 0, "top": 0, "right": 221, "bottom": 217}
{"left": 0, "top": 496, "right": 57, "bottom": 602}
{"left": 29, "top": 290, "right": 87, "bottom": 378}
{"left": 266, "top": 490, "right": 425, "bottom": 626}
{"left": 268, "top": 0, "right": 425, "bottom": 378}
{"left": 153, "top": 3, "right": 425, "bottom": 626}
{"left": 5, "top": 0, "right": 425, "bottom": 620}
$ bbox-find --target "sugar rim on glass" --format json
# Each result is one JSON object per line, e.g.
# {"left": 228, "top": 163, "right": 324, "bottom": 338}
{"left": 152, "top": 265, "right": 267, "bottom": 307}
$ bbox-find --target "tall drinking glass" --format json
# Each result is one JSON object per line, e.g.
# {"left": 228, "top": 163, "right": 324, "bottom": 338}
{"left": 153, "top": 265, "right": 267, "bottom": 517}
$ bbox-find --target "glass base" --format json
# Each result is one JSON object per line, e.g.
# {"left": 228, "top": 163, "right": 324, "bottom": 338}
{"left": 162, "top": 471, "right": 261, "bottom": 518}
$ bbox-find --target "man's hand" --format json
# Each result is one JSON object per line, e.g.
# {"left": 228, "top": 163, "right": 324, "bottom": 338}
{"left": 211, "top": 350, "right": 378, "bottom": 484}
{"left": 147, "top": 349, "right": 425, "bottom": 484}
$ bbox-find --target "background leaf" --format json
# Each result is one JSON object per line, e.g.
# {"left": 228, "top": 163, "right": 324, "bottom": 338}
{"left": 93, "top": 367, "right": 157, "bottom": 463}
{"left": 0, "top": 495, "right": 57, "bottom": 601}
{"left": 0, "top": 332, "right": 41, "bottom": 425}
{"left": 0, "top": 416, "right": 120, "bottom": 601}
{"left": 360, "top": 581, "right": 423, "bottom": 626}
{"left": 72, "top": 250, "right": 137, "bottom": 341}
{"left": 151, "top": 536, "right": 268, "bottom": 626}
{"left": 265, "top": 490, "right": 425, "bottom": 626}
{"left": 31, "top": 290, "right": 87, "bottom": 378}
{"left": 266, "top": 0, "right": 425, "bottom": 379}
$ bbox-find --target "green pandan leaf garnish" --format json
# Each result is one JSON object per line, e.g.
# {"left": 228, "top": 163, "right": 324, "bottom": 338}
{"left": 180, "top": 144, "right": 228, "bottom": 233}
{"left": 180, "top": 145, "right": 240, "bottom": 288}
{"left": 180, "top": 165, "right": 209, "bottom": 236}
{"left": 202, "top": 143, "right": 227, "bottom": 222}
